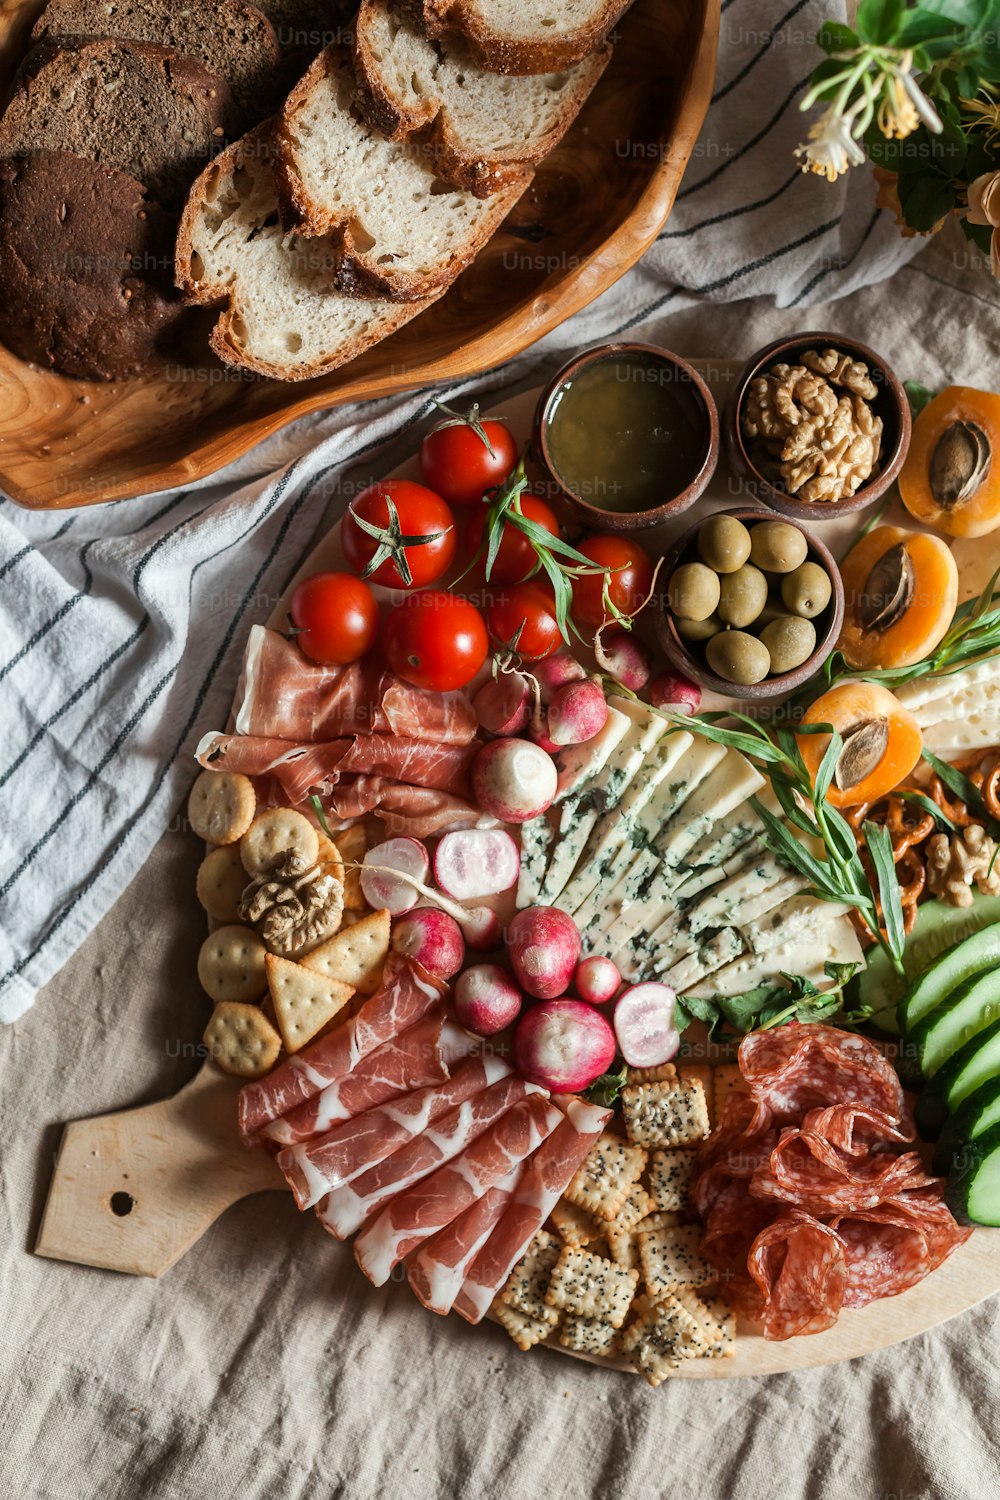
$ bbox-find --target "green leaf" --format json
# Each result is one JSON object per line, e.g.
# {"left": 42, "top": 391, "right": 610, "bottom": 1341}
{"left": 309, "top": 794, "right": 335, "bottom": 840}
{"left": 817, "top": 20, "right": 859, "bottom": 52}
{"left": 923, "top": 748, "right": 983, "bottom": 809}
{"left": 897, "top": 172, "right": 958, "bottom": 233}
{"left": 585, "top": 1064, "right": 628, "bottom": 1108}
{"left": 855, "top": 0, "right": 904, "bottom": 44}
{"left": 897, "top": 788, "right": 959, "bottom": 832}
{"left": 812, "top": 728, "right": 844, "bottom": 808}
{"left": 753, "top": 798, "right": 845, "bottom": 902}
{"left": 862, "top": 820, "right": 907, "bottom": 962}
{"left": 824, "top": 960, "right": 862, "bottom": 988}
{"left": 904, "top": 380, "right": 937, "bottom": 419}
{"left": 673, "top": 997, "right": 693, "bottom": 1034}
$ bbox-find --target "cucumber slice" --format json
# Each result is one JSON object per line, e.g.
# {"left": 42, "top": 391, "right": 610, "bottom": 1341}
{"left": 945, "top": 1120, "right": 1000, "bottom": 1226}
{"left": 858, "top": 896, "right": 1000, "bottom": 1036}
{"left": 909, "top": 969, "right": 1000, "bottom": 1078}
{"left": 901, "top": 911, "right": 1000, "bottom": 1033}
{"left": 916, "top": 1016, "right": 1000, "bottom": 1141}
{"left": 933, "top": 1078, "right": 1000, "bottom": 1175}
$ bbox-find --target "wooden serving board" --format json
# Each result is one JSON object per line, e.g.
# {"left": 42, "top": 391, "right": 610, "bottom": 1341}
{"left": 0, "top": 0, "right": 719, "bottom": 509}
{"left": 36, "top": 381, "right": 1000, "bottom": 1376}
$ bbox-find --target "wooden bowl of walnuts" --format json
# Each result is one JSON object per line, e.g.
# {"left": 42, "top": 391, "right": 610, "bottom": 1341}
{"left": 657, "top": 507, "right": 845, "bottom": 700}
{"left": 723, "top": 332, "right": 911, "bottom": 522}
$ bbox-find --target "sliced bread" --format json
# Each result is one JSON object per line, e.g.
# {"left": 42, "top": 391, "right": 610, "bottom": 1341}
{"left": 30, "top": 0, "right": 283, "bottom": 129}
{"left": 176, "top": 125, "right": 442, "bottom": 380}
{"left": 354, "top": 0, "right": 610, "bottom": 196}
{"left": 276, "top": 46, "right": 529, "bottom": 299}
{"left": 0, "top": 38, "right": 233, "bottom": 209}
{"left": 0, "top": 149, "right": 185, "bottom": 380}
{"left": 414, "top": 0, "right": 634, "bottom": 74}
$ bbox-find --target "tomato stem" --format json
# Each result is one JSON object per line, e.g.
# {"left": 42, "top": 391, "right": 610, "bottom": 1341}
{"left": 348, "top": 492, "right": 452, "bottom": 588}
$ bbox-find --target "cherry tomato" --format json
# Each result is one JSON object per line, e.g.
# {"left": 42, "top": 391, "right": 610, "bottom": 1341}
{"left": 289, "top": 571, "right": 380, "bottom": 665}
{"left": 419, "top": 410, "right": 519, "bottom": 507}
{"left": 342, "top": 480, "right": 456, "bottom": 589}
{"left": 486, "top": 582, "right": 562, "bottom": 662}
{"left": 570, "top": 535, "right": 656, "bottom": 627}
{"left": 463, "top": 496, "right": 560, "bottom": 585}
{"left": 383, "top": 590, "right": 489, "bottom": 690}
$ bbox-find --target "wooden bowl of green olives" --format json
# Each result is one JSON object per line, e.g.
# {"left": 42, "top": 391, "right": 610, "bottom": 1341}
{"left": 657, "top": 507, "right": 845, "bottom": 700}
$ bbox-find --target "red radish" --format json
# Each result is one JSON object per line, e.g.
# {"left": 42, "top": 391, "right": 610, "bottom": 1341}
{"left": 595, "top": 626, "right": 650, "bottom": 692}
{"left": 613, "top": 983, "right": 679, "bottom": 1068}
{"left": 472, "top": 738, "right": 557, "bottom": 823}
{"left": 454, "top": 964, "right": 523, "bottom": 1036}
{"left": 472, "top": 674, "right": 531, "bottom": 736}
{"left": 531, "top": 653, "right": 587, "bottom": 705}
{"left": 528, "top": 708, "right": 560, "bottom": 755}
{"left": 391, "top": 907, "right": 465, "bottom": 979}
{"left": 547, "top": 678, "right": 608, "bottom": 747}
{"left": 508, "top": 906, "right": 580, "bottom": 999}
{"left": 513, "top": 999, "right": 616, "bottom": 1091}
{"left": 360, "top": 838, "right": 430, "bottom": 914}
{"left": 574, "top": 955, "right": 621, "bottom": 1006}
{"left": 648, "top": 671, "right": 702, "bottom": 713}
{"left": 434, "top": 829, "right": 520, "bottom": 900}
{"left": 461, "top": 905, "right": 504, "bottom": 951}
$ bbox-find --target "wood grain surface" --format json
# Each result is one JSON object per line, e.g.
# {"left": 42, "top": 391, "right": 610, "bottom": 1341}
{"left": 0, "top": 0, "right": 719, "bottom": 509}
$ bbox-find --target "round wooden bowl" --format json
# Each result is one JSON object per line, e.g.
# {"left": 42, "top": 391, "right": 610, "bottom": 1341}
{"left": 656, "top": 505, "right": 846, "bottom": 701}
{"left": 0, "top": 0, "right": 721, "bottom": 510}
{"left": 723, "top": 331, "right": 912, "bottom": 523}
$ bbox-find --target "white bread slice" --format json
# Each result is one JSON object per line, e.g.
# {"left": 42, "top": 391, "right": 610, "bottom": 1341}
{"left": 276, "top": 46, "right": 530, "bottom": 299}
{"left": 354, "top": 0, "right": 610, "bottom": 197}
{"left": 415, "top": 0, "right": 635, "bottom": 74}
{"left": 175, "top": 125, "right": 441, "bottom": 380}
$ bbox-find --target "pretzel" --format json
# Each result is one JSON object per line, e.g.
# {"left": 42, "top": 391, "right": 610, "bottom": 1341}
{"left": 846, "top": 792, "right": 935, "bottom": 864}
{"left": 926, "top": 749, "right": 1000, "bottom": 828}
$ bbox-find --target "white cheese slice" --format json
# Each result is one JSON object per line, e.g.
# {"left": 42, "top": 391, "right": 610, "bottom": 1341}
{"left": 691, "top": 920, "right": 864, "bottom": 998}
{"left": 739, "top": 894, "right": 851, "bottom": 955}
{"left": 922, "top": 714, "right": 1000, "bottom": 753}
{"left": 896, "top": 656, "right": 1000, "bottom": 714}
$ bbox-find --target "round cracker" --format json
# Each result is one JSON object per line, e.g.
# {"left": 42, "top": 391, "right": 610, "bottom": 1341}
{"left": 240, "top": 809, "right": 319, "bottom": 876}
{"left": 188, "top": 770, "right": 256, "bottom": 845}
{"left": 197, "top": 924, "right": 268, "bottom": 1004}
{"left": 316, "top": 831, "right": 345, "bottom": 888}
{"left": 196, "top": 845, "right": 248, "bottom": 923}
{"left": 204, "top": 1001, "right": 281, "bottom": 1079}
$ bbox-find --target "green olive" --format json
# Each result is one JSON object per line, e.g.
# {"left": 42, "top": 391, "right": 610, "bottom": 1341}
{"left": 698, "top": 515, "right": 751, "bottom": 574}
{"left": 706, "top": 630, "right": 771, "bottom": 685}
{"left": 669, "top": 562, "right": 721, "bottom": 622}
{"left": 676, "top": 612, "right": 723, "bottom": 642}
{"left": 717, "top": 563, "right": 768, "bottom": 628}
{"left": 749, "top": 520, "right": 808, "bottom": 574}
{"left": 760, "top": 616, "right": 817, "bottom": 674}
{"left": 755, "top": 596, "right": 792, "bottom": 629}
{"left": 781, "top": 561, "right": 833, "bottom": 619}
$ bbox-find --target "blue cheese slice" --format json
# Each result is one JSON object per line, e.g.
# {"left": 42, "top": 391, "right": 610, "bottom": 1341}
{"left": 691, "top": 921, "right": 864, "bottom": 997}
{"left": 739, "top": 893, "right": 851, "bottom": 955}
{"left": 653, "top": 750, "right": 766, "bottom": 872}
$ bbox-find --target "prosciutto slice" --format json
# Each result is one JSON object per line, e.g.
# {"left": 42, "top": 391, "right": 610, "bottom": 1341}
{"left": 355, "top": 1095, "right": 562, "bottom": 1286}
{"left": 233, "top": 626, "right": 477, "bottom": 745}
{"left": 259, "top": 1013, "right": 476, "bottom": 1147}
{"left": 195, "top": 732, "right": 477, "bottom": 805}
{"left": 238, "top": 956, "right": 444, "bottom": 1143}
{"left": 277, "top": 1055, "right": 507, "bottom": 1210}
{"left": 406, "top": 1161, "right": 525, "bottom": 1316}
{"left": 316, "top": 1071, "right": 542, "bottom": 1240}
{"left": 453, "top": 1095, "right": 611, "bottom": 1325}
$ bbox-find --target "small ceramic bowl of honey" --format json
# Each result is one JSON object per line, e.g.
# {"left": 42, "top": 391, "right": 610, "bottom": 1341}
{"left": 531, "top": 342, "right": 719, "bottom": 532}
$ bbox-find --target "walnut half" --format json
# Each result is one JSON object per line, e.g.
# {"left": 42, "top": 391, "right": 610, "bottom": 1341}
{"left": 239, "top": 851, "right": 344, "bottom": 956}
{"left": 926, "top": 825, "right": 1000, "bottom": 908}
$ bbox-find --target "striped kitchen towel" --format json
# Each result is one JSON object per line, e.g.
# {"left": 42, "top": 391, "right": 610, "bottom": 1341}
{"left": 0, "top": 0, "right": 921, "bottom": 1020}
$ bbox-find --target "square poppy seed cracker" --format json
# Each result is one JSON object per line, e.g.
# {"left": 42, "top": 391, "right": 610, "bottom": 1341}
{"left": 637, "top": 1210, "right": 682, "bottom": 1234}
{"left": 559, "top": 1315, "right": 621, "bottom": 1357}
{"left": 677, "top": 1063, "right": 714, "bottom": 1124}
{"left": 648, "top": 1149, "right": 698, "bottom": 1214}
{"left": 607, "top": 1230, "right": 640, "bottom": 1272}
{"left": 639, "top": 1224, "right": 713, "bottom": 1298}
{"left": 544, "top": 1247, "right": 639, "bottom": 1328}
{"left": 622, "top": 1078, "right": 710, "bottom": 1148}
{"left": 563, "top": 1133, "right": 648, "bottom": 1221}
{"left": 551, "top": 1198, "right": 601, "bottom": 1248}
{"left": 713, "top": 1064, "right": 746, "bottom": 1123}
{"left": 674, "top": 1287, "right": 737, "bottom": 1360}
{"left": 626, "top": 1062, "right": 677, "bottom": 1086}
{"left": 493, "top": 1299, "right": 556, "bottom": 1351}
{"left": 621, "top": 1295, "right": 708, "bottom": 1387}
{"left": 500, "top": 1230, "right": 561, "bottom": 1325}
{"left": 604, "top": 1183, "right": 655, "bottom": 1247}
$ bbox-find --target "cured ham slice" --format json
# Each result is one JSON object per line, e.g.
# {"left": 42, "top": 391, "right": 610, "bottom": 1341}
{"left": 406, "top": 1160, "right": 525, "bottom": 1315}
{"left": 453, "top": 1095, "right": 611, "bottom": 1325}
{"left": 355, "top": 1095, "right": 562, "bottom": 1286}
{"left": 195, "top": 732, "right": 477, "bottom": 805}
{"left": 238, "top": 955, "right": 444, "bottom": 1143}
{"left": 233, "top": 626, "right": 477, "bottom": 745}
{"left": 317, "top": 1071, "right": 543, "bottom": 1240}
{"left": 259, "top": 1012, "right": 476, "bottom": 1148}
{"left": 278, "top": 1055, "right": 508, "bottom": 1210}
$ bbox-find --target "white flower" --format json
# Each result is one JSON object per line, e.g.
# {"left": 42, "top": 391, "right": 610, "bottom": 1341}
{"left": 900, "top": 69, "right": 943, "bottom": 133}
{"left": 795, "top": 108, "right": 867, "bottom": 182}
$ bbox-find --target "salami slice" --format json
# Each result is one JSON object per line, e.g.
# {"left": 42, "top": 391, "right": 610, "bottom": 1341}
{"left": 831, "top": 1191, "right": 972, "bottom": 1308}
{"left": 750, "top": 1125, "right": 933, "bottom": 1216}
{"left": 738, "top": 1024, "right": 906, "bottom": 1124}
{"left": 746, "top": 1210, "right": 849, "bottom": 1340}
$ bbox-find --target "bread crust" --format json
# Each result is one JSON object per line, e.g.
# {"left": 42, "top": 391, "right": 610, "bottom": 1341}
{"left": 414, "top": 0, "right": 633, "bottom": 74}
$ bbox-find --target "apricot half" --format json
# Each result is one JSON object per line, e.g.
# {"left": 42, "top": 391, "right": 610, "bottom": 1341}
{"left": 798, "top": 681, "right": 922, "bottom": 809}
{"left": 900, "top": 386, "right": 1000, "bottom": 537}
{"left": 837, "top": 524, "right": 957, "bottom": 671}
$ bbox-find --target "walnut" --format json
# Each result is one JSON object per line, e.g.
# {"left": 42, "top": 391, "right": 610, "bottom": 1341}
{"left": 926, "top": 825, "right": 1000, "bottom": 908}
{"left": 238, "top": 851, "right": 344, "bottom": 956}
{"left": 741, "top": 351, "right": 883, "bottom": 504}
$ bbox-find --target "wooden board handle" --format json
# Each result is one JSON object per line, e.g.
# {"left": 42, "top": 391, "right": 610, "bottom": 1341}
{"left": 35, "top": 1061, "right": 284, "bottom": 1277}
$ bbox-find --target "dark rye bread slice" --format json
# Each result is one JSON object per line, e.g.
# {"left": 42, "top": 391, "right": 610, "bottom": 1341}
{"left": 0, "top": 37, "right": 233, "bottom": 209}
{"left": 414, "top": 0, "right": 634, "bottom": 74}
{"left": 31, "top": 0, "right": 283, "bottom": 129}
{"left": 0, "top": 149, "right": 185, "bottom": 380}
{"left": 176, "top": 124, "right": 443, "bottom": 380}
{"left": 354, "top": 0, "right": 610, "bottom": 197}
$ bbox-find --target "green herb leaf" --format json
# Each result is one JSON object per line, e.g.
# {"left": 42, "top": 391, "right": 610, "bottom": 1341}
{"left": 817, "top": 19, "right": 859, "bottom": 51}
{"left": 585, "top": 1064, "right": 628, "bottom": 1108}
{"left": 897, "top": 789, "right": 958, "bottom": 832}
{"left": 855, "top": 0, "right": 903, "bottom": 45}
{"left": 862, "top": 820, "right": 907, "bottom": 962}
{"left": 309, "top": 794, "right": 334, "bottom": 840}
{"left": 903, "top": 380, "right": 937, "bottom": 419}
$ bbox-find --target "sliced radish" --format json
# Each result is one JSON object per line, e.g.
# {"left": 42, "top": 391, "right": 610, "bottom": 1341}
{"left": 513, "top": 999, "right": 616, "bottom": 1092}
{"left": 531, "top": 653, "right": 587, "bottom": 705}
{"left": 472, "top": 674, "right": 531, "bottom": 736}
{"left": 547, "top": 678, "right": 608, "bottom": 747}
{"left": 613, "top": 983, "right": 679, "bottom": 1068}
{"left": 648, "top": 671, "right": 702, "bottom": 714}
{"left": 453, "top": 964, "right": 523, "bottom": 1036}
{"left": 472, "top": 738, "right": 558, "bottom": 823}
{"left": 391, "top": 906, "right": 465, "bottom": 979}
{"left": 461, "top": 905, "right": 504, "bottom": 951}
{"left": 508, "top": 906, "right": 580, "bottom": 1000}
{"left": 574, "top": 955, "right": 621, "bottom": 1007}
{"left": 360, "top": 838, "right": 430, "bottom": 914}
{"left": 595, "top": 626, "right": 650, "bottom": 692}
{"left": 434, "top": 829, "right": 520, "bottom": 900}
